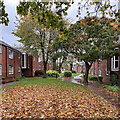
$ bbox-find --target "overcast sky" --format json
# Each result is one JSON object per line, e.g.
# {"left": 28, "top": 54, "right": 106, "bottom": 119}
{"left": 1, "top": 0, "right": 119, "bottom": 47}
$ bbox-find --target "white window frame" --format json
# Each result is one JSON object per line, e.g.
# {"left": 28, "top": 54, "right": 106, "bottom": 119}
{"left": 91, "top": 69, "right": 93, "bottom": 75}
{"left": 9, "top": 48, "right": 13, "bottom": 59}
{"left": 94, "top": 69, "right": 96, "bottom": 75}
{"left": 18, "top": 66, "right": 21, "bottom": 72}
{"left": 0, "top": 45, "right": 2, "bottom": 53}
{"left": 111, "top": 56, "right": 119, "bottom": 71}
{"left": 22, "top": 53, "right": 26, "bottom": 68}
{"left": 34, "top": 57, "right": 35, "bottom": 61}
{"left": 9, "top": 65, "right": 13, "bottom": 75}
{"left": 0, "top": 64, "right": 2, "bottom": 75}
{"left": 99, "top": 69, "right": 102, "bottom": 76}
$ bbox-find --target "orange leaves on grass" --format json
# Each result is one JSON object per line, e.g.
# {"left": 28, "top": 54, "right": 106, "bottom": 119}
{"left": 1, "top": 85, "right": 119, "bottom": 119}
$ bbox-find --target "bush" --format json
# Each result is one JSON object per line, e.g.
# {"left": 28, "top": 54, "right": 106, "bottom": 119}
{"left": 35, "top": 70, "right": 44, "bottom": 76}
{"left": 101, "top": 85, "right": 119, "bottom": 93}
{"left": 88, "top": 75, "right": 98, "bottom": 81}
{"left": 109, "top": 74, "right": 118, "bottom": 86}
{"left": 98, "top": 76, "right": 103, "bottom": 83}
{"left": 64, "top": 71, "right": 72, "bottom": 77}
{"left": 46, "top": 70, "right": 59, "bottom": 77}
{"left": 72, "top": 70, "right": 76, "bottom": 73}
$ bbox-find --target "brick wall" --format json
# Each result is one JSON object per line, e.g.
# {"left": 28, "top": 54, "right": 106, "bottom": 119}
{"left": 1, "top": 45, "right": 22, "bottom": 83}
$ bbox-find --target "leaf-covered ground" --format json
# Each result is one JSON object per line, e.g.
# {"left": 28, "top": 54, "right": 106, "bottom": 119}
{"left": 1, "top": 84, "right": 119, "bottom": 119}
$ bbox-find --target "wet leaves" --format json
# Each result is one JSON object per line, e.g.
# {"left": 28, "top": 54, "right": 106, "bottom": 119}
{"left": 1, "top": 85, "right": 119, "bottom": 119}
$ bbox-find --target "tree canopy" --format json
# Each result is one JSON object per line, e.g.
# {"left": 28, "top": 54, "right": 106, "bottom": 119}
{"left": 67, "top": 16, "right": 119, "bottom": 83}
{"left": 0, "top": 0, "right": 9, "bottom": 25}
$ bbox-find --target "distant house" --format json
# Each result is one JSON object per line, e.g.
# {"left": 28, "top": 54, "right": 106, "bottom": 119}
{"left": 0, "top": 41, "right": 51, "bottom": 84}
{"left": 0, "top": 40, "right": 22, "bottom": 83}
{"left": 90, "top": 54, "right": 120, "bottom": 83}
{"left": 16, "top": 48, "right": 51, "bottom": 77}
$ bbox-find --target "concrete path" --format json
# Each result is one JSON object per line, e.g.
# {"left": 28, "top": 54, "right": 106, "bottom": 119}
{"left": 59, "top": 75, "right": 119, "bottom": 109}
{"left": 0, "top": 81, "right": 23, "bottom": 88}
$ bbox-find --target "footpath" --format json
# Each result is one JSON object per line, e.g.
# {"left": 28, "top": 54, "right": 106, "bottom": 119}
{"left": 59, "top": 75, "right": 119, "bottom": 109}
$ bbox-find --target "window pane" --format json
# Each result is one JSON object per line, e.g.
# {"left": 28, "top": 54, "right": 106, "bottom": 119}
{"left": 9, "top": 65, "right": 13, "bottom": 74}
{"left": 9, "top": 49, "right": 13, "bottom": 59}
{"left": 115, "top": 56, "right": 119, "bottom": 61}
{"left": 22, "top": 54, "right": 24, "bottom": 67}
{"left": 115, "top": 61, "right": 118, "bottom": 69}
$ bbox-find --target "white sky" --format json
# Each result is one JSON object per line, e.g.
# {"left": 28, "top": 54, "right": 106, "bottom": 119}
{"left": 1, "top": 0, "right": 119, "bottom": 47}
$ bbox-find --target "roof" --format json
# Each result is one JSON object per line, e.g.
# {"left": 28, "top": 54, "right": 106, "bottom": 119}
{"left": 0, "top": 40, "right": 21, "bottom": 53}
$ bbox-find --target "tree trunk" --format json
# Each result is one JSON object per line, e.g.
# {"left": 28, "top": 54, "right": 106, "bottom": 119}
{"left": 84, "top": 61, "right": 93, "bottom": 83}
{"left": 53, "top": 59, "right": 56, "bottom": 70}
{"left": 84, "top": 62, "right": 90, "bottom": 83}
{"left": 58, "top": 63, "right": 62, "bottom": 73}
{"left": 43, "top": 61, "right": 47, "bottom": 78}
{"left": 70, "top": 63, "right": 73, "bottom": 71}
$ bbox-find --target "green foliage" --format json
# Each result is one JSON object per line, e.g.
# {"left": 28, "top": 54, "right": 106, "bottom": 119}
{"left": 109, "top": 74, "right": 118, "bottom": 86}
{"left": 0, "top": 0, "right": 9, "bottom": 25}
{"left": 64, "top": 71, "right": 72, "bottom": 77}
{"left": 14, "top": 77, "right": 23, "bottom": 81}
{"left": 72, "top": 70, "right": 76, "bottom": 73}
{"left": 98, "top": 76, "right": 103, "bottom": 83}
{"left": 88, "top": 75, "right": 98, "bottom": 81}
{"left": 46, "top": 70, "right": 59, "bottom": 77}
{"left": 101, "top": 85, "right": 119, "bottom": 93}
{"left": 35, "top": 70, "right": 44, "bottom": 76}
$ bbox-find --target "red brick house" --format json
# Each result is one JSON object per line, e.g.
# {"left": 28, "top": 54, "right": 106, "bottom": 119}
{"left": 89, "top": 54, "right": 120, "bottom": 83}
{"left": 17, "top": 48, "right": 51, "bottom": 77}
{"left": 0, "top": 40, "right": 22, "bottom": 83}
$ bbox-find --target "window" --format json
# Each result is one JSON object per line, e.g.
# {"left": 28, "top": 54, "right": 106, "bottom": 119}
{"left": 34, "top": 57, "right": 35, "bottom": 61}
{"left": 99, "top": 69, "right": 101, "bottom": 76}
{"left": 18, "top": 52, "right": 20, "bottom": 59}
{"left": 22, "top": 53, "right": 26, "bottom": 68}
{"left": 18, "top": 66, "right": 20, "bottom": 72}
{"left": 9, "top": 65, "right": 13, "bottom": 74}
{"left": 111, "top": 55, "right": 119, "bottom": 71}
{"left": 0, "top": 64, "right": 2, "bottom": 75}
{"left": 106, "top": 60, "right": 109, "bottom": 75}
{"left": 33, "top": 68, "right": 35, "bottom": 73}
{"left": 0, "top": 45, "right": 2, "bottom": 53}
{"left": 94, "top": 69, "right": 96, "bottom": 75}
{"left": 9, "top": 49, "right": 13, "bottom": 59}
{"left": 91, "top": 69, "right": 93, "bottom": 75}
{"left": 38, "top": 55, "right": 42, "bottom": 62}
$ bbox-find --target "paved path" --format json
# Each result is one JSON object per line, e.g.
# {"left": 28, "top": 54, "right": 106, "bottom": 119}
{"left": 0, "top": 81, "right": 23, "bottom": 88}
{"left": 59, "top": 75, "right": 119, "bottom": 109}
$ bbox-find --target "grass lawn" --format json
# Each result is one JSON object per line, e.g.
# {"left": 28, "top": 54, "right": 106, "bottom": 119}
{"left": 1, "top": 77, "right": 119, "bottom": 119}
{"left": 59, "top": 73, "right": 80, "bottom": 77}
{"left": 100, "top": 85, "right": 119, "bottom": 93}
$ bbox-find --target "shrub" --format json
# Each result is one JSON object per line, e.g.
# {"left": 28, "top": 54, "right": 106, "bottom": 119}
{"left": 98, "top": 76, "right": 103, "bottom": 83}
{"left": 35, "top": 70, "right": 44, "bottom": 76}
{"left": 72, "top": 70, "right": 76, "bottom": 73}
{"left": 109, "top": 74, "right": 118, "bottom": 86}
{"left": 46, "top": 70, "right": 59, "bottom": 77}
{"left": 88, "top": 75, "right": 98, "bottom": 81}
{"left": 101, "top": 85, "right": 119, "bottom": 93}
{"left": 64, "top": 71, "right": 72, "bottom": 77}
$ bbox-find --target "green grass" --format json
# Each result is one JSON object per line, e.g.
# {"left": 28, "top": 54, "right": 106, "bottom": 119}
{"left": 59, "top": 73, "right": 80, "bottom": 77}
{"left": 4, "top": 77, "right": 86, "bottom": 90}
{"left": 100, "top": 85, "right": 120, "bottom": 93}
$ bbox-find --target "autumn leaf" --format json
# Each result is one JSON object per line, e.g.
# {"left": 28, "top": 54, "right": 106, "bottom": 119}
{"left": 86, "top": 8, "right": 88, "bottom": 10}
{"left": 83, "top": 22, "right": 86, "bottom": 25}
{"left": 59, "top": 34, "right": 62, "bottom": 38}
